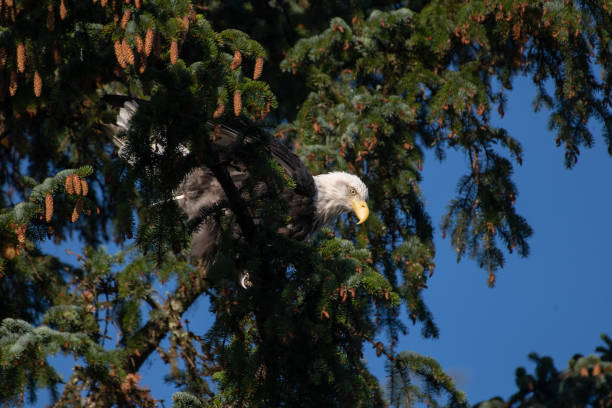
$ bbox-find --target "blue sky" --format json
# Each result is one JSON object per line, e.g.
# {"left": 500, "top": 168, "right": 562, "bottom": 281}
{"left": 33, "top": 76, "right": 611, "bottom": 406}
{"left": 389, "top": 76, "right": 612, "bottom": 403}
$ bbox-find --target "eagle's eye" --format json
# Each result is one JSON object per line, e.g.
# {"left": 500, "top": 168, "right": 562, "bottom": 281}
{"left": 349, "top": 187, "right": 357, "bottom": 196}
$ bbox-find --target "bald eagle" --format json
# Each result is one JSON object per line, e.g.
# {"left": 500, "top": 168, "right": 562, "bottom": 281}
{"left": 112, "top": 102, "right": 369, "bottom": 285}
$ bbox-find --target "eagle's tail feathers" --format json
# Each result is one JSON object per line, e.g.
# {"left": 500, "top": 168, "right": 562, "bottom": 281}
{"left": 116, "top": 101, "right": 139, "bottom": 131}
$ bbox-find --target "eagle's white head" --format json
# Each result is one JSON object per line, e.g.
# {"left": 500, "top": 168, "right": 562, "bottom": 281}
{"left": 312, "top": 171, "right": 369, "bottom": 229}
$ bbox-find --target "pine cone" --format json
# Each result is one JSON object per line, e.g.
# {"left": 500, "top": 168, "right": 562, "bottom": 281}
{"left": 135, "top": 35, "right": 143, "bottom": 53}
{"left": 33, "top": 71, "right": 42, "bottom": 97}
{"left": 53, "top": 47, "right": 61, "bottom": 65}
{"left": 16, "top": 42, "right": 25, "bottom": 73}
{"left": 253, "top": 57, "right": 263, "bottom": 80}
{"left": 9, "top": 71, "right": 17, "bottom": 96}
{"left": 114, "top": 40, "right": 123, "bottom": 66}
{"left": 120, "top": 8, "right": 130, "bottom": 29}
{"left": 122, "top": 38, "right": 134, "bottom": 65}
{"left": 233, "top": 90, "right": 241, "bottom": 117}
{"left": 46, "top": 4, "right": 55, "bottom": 31}
{"left": 170, "top": 40, "right": 178, "bottom": 65}
{"left": 80, "top": 178, "right": 88, "bottom": 196}
{"left": 144, "top": 28, "right": 153, "bottom": 56}
{"left": 134, "top": 0, "right": 140, "bottom": 8}
{"left": 73, "top": 174, "right": 82, "bottom": 195}
{"left": 16, "top": 225, "right": 25, "bottom": 244}
{"left": 593, "top": 363, "right": 601, "bottom": 376}
{"left": 0, "top": 48, "right": 6, "bottom": 68}
{"left": 101, "top": 0, "right": 107, "bottom": 6}
{"left": 45, "top": 193, "right": 53, "bottom": 222}
{"left": 114, "top": 40, "right": 127, "bottom": 68}
{"left": 65, "top": 174, "right": 74, "bottom": 194}
{"left": 181, "top": 15, "right": 189, "bottom": 31}
{"left": 213, "top": 103, "right": 224, "bottom": 118}
{"left": 230, "top": 50, "right": 242, "bottom": 70}
{"left": 71, "top": 199, "right": 83, "bottom": 223}
{"left": 59, "top": 0, "right": 67, "bottom": 20}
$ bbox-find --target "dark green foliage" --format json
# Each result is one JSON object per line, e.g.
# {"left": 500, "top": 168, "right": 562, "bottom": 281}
{"left": 0, "top": 0, "right": 609, "bottom": 407}
{"left": 172, "top": 392, "right": 203, "bottom": 408}
{"left": 280, "top": 1, "right": 610, "bottom": 282}
{"left": 474, "top": 335, "right": 612, "bottom": 407}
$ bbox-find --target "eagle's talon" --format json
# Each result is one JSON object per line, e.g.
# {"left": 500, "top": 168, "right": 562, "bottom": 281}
{"left": 240, "top": 273, "right": 252, "bottom": 289}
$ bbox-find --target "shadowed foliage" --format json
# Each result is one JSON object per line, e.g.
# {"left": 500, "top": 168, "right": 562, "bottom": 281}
{"left": 0, "top": 0, "right": 609, "bottom": 407}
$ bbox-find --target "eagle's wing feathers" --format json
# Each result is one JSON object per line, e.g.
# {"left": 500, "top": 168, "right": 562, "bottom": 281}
{"left": 110, "top": 102, "right": 320, "bottom": 276}
{"left": 176, "top": 125, "right": 316, "bottom": 264}
{"left": 266, "top": 139, "right": 315, "bottom": 197}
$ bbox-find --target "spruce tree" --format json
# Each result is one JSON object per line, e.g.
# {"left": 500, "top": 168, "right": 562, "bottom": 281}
{"left": 474, "top": 334, "right": 612, "bottom": 407}
{"left": 0, "top": 1, "right": 610, "bottom": 407}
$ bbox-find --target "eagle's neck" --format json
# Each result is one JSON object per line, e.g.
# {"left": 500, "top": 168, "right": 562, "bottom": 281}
{"left": 312, "top": 174, "right": 352, "bottom": 230}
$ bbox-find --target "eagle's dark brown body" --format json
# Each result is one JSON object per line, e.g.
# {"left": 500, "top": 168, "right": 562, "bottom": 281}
{"left": 174, "top": 125, "right": 317, "bottom": 264}
{"left": 111, "top": 103, "right": 369, "bottom": 279}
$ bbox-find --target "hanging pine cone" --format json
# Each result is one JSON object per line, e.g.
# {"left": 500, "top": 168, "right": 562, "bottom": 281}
{"left": 53, "top": 47, "right": 61, "bottom": 65}
{"left": 253, "top": 57, "right": 263, "bottom": 80}
{"left": 73, "top": 174, "right": 82, "bottom": 195}
{"left": 170, "top": 40, "right": 178, "bottom": 65}
{"left": 144, "top": 28, "right": 153, "bottom": 56}
{"left": 71, "top": 199, "right": 83, "bottom": 223}
{"left": 46, "top": 4, "right": 55, "bottom": 31}
{"left": 230, "top": 50, "right": 242, "bottom": 70}
{"left": 80, "top": 178, "right": 88, "bottom": 196}
{"left": 101, "top": 0, "right": 107, "bottom": 6}
{"left": 0, "top": 48, "right": 6, "bottom": 68}
{"left": 122, "top": 38, "right": 134, "bottom": 65}
{"left": 33, "top": 71, "right": 42, "bottom": 97}
{"left": 233, "top": 90, "right": 241, "bottom": 116}
{"left": 59, "top": 0, "right": 67, "bottom": 20}
{"left": 16, "top": 42, "right": 25, "bottom": 73}
{"left": 134, "top": 0, "right": 140, "bottom": 8}
{"left": 65, "top": 174, "right": 74, "bottom": 194}
{"left": 15, "top": 225, "right": 25, "bottom": 244}
{"left": 213, "top": 103, "right": 224, "bottom": 118}
{"left": 114, "top": 39, "right": 127, "bottom": 68}
{"left": 8, "top": 71, "right": 17, "bottom": 96}
{"left": 45, "top": 193, "right": 53, "bottom": 222}
{"left": 135, "top": 35, "right": 143, "bottom": 53}
{"left": 120, "top": 8, "right": 130, "bottom": 29}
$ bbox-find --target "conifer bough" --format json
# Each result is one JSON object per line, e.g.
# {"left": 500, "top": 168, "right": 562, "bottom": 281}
{"left": 111, "top": 102, "right": 370, "bottom": 287}
{"left": 0, "top": 1, "right": 609, "bottom": 407}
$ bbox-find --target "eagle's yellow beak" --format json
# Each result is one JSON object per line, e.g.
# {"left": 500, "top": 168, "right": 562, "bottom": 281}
{"left": 351, "top": 199, "right": 369, "bottom": 225}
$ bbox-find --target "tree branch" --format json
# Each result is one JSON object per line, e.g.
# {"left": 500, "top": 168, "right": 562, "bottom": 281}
{"left": 199, "top": 128, "right": 257, "bottom": 241}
